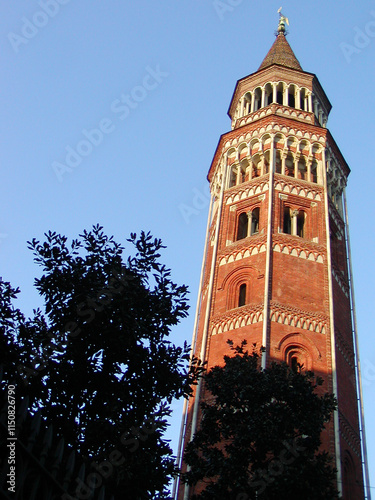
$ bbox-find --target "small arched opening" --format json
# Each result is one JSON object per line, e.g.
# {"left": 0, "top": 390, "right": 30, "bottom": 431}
{"left": 253, "top": 87, "right": 262, "bottom": 111}
{"left": 250, "top": 207, "right": 260, "bottom": 235}
{"left": 265, "top": 83, "right": 273, "bottom": 106}
{"left": 285, "top": 153, "right": 294, "bottom": 177}
{"left": 275, "top": 149, "right": 282, "bottom": 174}
{"left": 238, "top": 283, "right": 247, "bottom": 307}
{"left": 288, "top": 85, "right": 296, "bottom": 108}
{"left": 244, "top": 92, "right": 252, "bottom": 115}
{"left": 283, "top": 207, "right": 292, "bottom": 234}
{"left": 298, "top": 156, "right": 307, "bottom": 180}
{"left": 276, "top": 82, "right": 284, "bottom": 105}
{"left": 311, "top": 160, "right": 318, "bottom": 183}
{"left": 237, "top": 213, "right": 248, "bottom": 240}
{"left": 229, "top": 165, "right": 237, "bottom": 188}
{"left": 297, "top": 211, "right": 306, "bottom": 238}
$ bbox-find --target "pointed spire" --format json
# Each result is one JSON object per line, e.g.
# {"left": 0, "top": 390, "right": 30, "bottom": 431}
{"left": 258, "top": 10, "right": 303, "bottom": 72}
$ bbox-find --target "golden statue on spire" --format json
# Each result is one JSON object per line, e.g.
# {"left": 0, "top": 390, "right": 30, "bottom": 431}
{"left": 277, "top": 7, "right": 289, "bottom": 34}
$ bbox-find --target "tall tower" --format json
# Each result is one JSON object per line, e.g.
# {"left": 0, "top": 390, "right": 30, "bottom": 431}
{"left": 175, "top": 14, "right": 370, "bottom": 500}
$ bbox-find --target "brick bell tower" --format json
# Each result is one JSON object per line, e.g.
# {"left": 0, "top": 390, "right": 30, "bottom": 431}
{"left": 174, "top": 12, "right": 370, "bottom": 500}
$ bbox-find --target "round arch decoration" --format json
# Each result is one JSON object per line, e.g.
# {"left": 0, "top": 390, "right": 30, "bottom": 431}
{"left": 276, "top": 332, "right": 322, "bottom": 371}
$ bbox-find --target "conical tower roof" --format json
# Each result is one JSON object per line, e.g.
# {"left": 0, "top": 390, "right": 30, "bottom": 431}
{"left": 258, "top": 33, "right": 302, "bottom": 72}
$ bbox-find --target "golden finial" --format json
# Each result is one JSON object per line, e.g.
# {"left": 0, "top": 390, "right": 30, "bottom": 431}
{"left": 277, "top": 7, "right": 289, "bottom": 34}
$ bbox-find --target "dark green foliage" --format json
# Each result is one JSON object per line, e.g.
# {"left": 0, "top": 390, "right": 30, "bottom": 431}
{"left": 183, "top": 341, "right": 338, "bottom": 500}
{"left": 1, "top": 225, "right": 202, "bottom": 499}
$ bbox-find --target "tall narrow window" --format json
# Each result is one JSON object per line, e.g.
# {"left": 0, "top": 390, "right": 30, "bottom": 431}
{"left": 283, "top": 207, "right": 292, "bottom": 234}
{"left": 298, "top": 158, "right": 307, "bottom": 180}
{"left": 343, "top": 452, "right": 356, "bottom": 500}
{"left": 253, "top": 87, "right": 262, "bottom": 111}
{"left": 244, "top": 93, "right": 252, "bottom": 114}
{"left": 311, "top": 161, "right": 318, "bottom": 183}
{"left": 286, "top": 348, "right": 306, "bottom": 371}
{"left": 237, "top": 213, "right": 248, "bottom": 240}
{"left": 251, "top": 207, "right": 260, "bottom": 235}
{"left": 240, "top": 165, "right": 246, "bottom": 183}
{"left": 276, "top": 83, "right": 284, "bottom": 105}
{"left": 238, "top": 284, "right": 246, "bottom": 307}
{"left": 285, "top": 155, "right": 294, "bottom": 177}
{"left": 229, "top": 167, "right": 236, "bottom": 187}
{"left": 265, "top": 83, "right": 273, "bottom": 106}
{"left": 288, "top": 86, "right": 296, "bottom": 108}
{"left": 275, "top": 151, "right": 282, "bottom": 174}
{"left": 297, "top": 211, "right": 305, "bottom": 238}
{"left": 291, "top": 356, "right": 299, "bottom": 372}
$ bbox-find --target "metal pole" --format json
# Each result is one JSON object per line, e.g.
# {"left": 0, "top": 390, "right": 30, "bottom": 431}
{"left": 261, "top": 136, "right": 275, "bottom": 369}
{"left": 343, "top": 188, "right": 371, "bottom": 500}
{"left": 183, "top": 157, "right": 228, "bottom": 500}
{"left": 322, "top": 149, "right": 342, "bottom": 496}
{"left": 172, "top": 191, "right": 214, "bottom": 499}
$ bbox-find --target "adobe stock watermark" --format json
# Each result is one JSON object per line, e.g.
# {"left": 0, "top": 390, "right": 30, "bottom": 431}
{"left": 52, "top": 65, "right": 169, "bottom": 182}
{"left": 213, "top": 0, "right": 245, "bottom": 21}
{"left": 61, "top": 404, "right": 169, "bottom": 500}
{"left": 350, "top": 358, "right": 375, "bottom": 390}
{"left": 179, "top": 184, "right": 211, "bottom": 224}
{"left": 0, "top": 233, "right": 8, "bottom": 245}
{"left": 236, "top": 438, "right": 306, "bottom": 499}
{"left": 340, "top": 11, "right": 375, "bottom": 63}
{"left": 8, "top": 0, "right": 72, "bottom": 54}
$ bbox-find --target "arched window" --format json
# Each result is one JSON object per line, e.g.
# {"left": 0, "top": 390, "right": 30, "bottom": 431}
{"left": 276, "top": 83, "right": 284, "bottom": 105}
{"left": 239, "top": 163, "right": 246, "bottom": 183}
{"left": 297, "top": 211, "right": 305, "bottom": 238}
{"left": 253, "top": 87, "right": 262, "bottom": 111}
{"left": 275, "top": 150, "right": 282, "bottom": 174}
{"left": 237, "top": 213, "right": 248, "bottom": 240}
{"left": 252, "top": 156, "right": 261, "bottom": 178}
{"left": 283, "top": 207, "right": 292, "bottom": 234}
{"left": 291, "top": 356, "right": 300, "bottom": 372}
{"left": 265, "top": 83, "right": 273, "bottom": 106}
{"left": 288, "top": 85, "right": 296, "bottom": 108}
{"left": 285, "top": 347, "right": 307, "bottom": 372}
{"left": 229, "top": 166, "right": 237, "bottom": 187}
{"left": 244, "top": 93, "right": 252, "bottom": 114}
{"left": 298, "top": 157, "right": 307, "bottom": 180}
{"left": 238, "top": 284, "right": 247, "bottom": 307}
{"left": 285, "top": 154, "right": 294, "bottom": 177}
{"left": 250, "top": 207, "right": 260, "bottom": 235}
{"left": 311, "top": 160, "right": 318, "bottom": 183}
{"left": 343, "top": 451, "right": 356, "bottom": 500}
{"left": 300, "top": 88, "right": 306, "bottom": 110}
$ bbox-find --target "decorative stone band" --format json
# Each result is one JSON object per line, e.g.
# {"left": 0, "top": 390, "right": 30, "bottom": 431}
{"left": 218, "top": 238, "right": 324, "bottom": 266}
{"left": 274, "top": 177, "right": 323, "bottom": 200}
{"left": 339, "top": 410, "right": 362, "bottom": 458}
{"left": 211, "top": 303, "right": 264, "bottom": 335}
{"left": 269, "top": 301, "right": 328, "bottom": 334}
{"left": 234, "top": 104, "right": 314, "bottom": 129}
{"left": 329, "top": 201, "right": 346, "bottom": 232}
{"left": 211, "top": 301, "right": 328, "bottom": 336}
{"left": 219, "top": 242, "right": 267, "bottom": 266}
{"left": 222, "top": 122, "right": 326, "bottom": 152}
{"left": 226, "top": 179, "right": 269, "bottom": 204}
{"left": 273, "top": 242, "right": 324, "bottom": 263}
{"left": 335, "top": 329, "right": 355, "bottom": 370}
{"left": 332, "top": 267, "right": 350, "bottom": 298}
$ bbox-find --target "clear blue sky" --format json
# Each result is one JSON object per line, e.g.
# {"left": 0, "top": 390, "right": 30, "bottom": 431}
{"left": 1, "top": 0, "right": 375, "bottom": 494}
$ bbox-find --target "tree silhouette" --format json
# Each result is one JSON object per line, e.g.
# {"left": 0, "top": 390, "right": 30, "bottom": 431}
{"left": 183, "top": 341, "right": 338, "bottom": 500}
{"left": 1, "top": 225, "right": 203, "bottom": 499}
